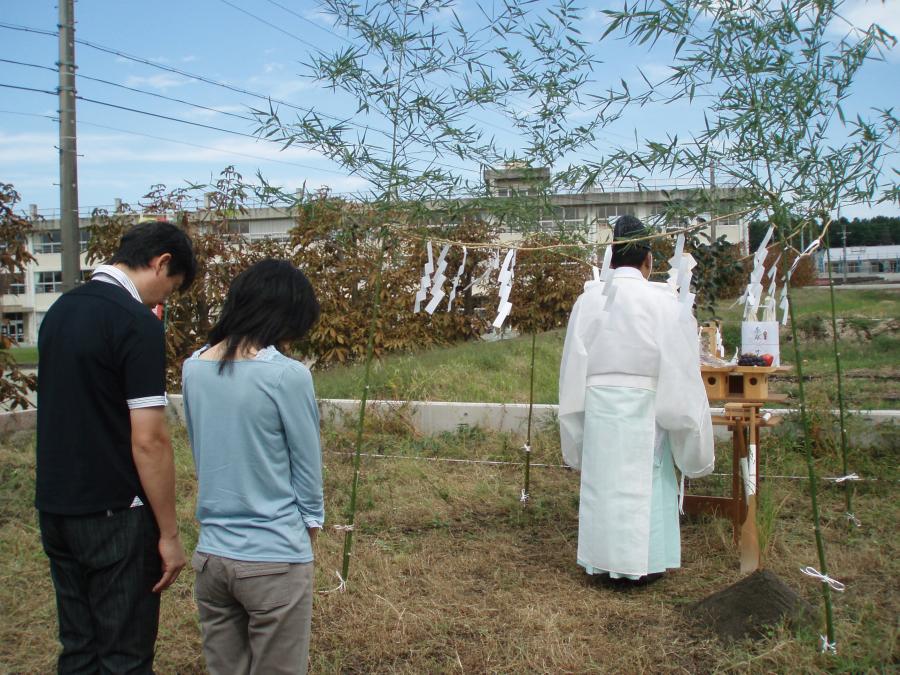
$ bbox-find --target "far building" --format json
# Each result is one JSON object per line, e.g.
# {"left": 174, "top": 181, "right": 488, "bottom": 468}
{"left": 815, "top": 244, "right": 900, "bottom": 282}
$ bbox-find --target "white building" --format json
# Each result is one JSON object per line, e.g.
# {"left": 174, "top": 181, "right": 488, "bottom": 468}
{"left": 815, "top": 245, "right": 900, "bottom": 282}
{"left": 2, "top": 182, "right": 749, "bottom": 345}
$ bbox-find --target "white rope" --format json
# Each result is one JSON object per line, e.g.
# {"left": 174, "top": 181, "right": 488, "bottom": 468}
{"left": 522, "top": 443, "right": 531, "bottom": 454}
{"left": 519, "top": 489, "right": 530, "bottom": 504}
{"left": 827, "top": 473, "right": 860, "bottom": 483}
{"left": 845, "top": 512, "right": 862, "bottom": 528}
{"left": 819, "top": 635, "right": 837, "bottom": 655}
{"left": 800, "top": 566, "right": 846, "bottom": 592}
{"left": 323, "top": 453, "right": 897, "bottom": 482}
{"left": 704, "top": 471, "right": 890, "bottom": 483}
{"left": 332, "top": 524, "right": 355, "bottom": 532}
{"left": 318, "top": 570, "right": 347, "bottom": 595}
{"left": 324, "top": 450, "right": 570, "bottom": 469}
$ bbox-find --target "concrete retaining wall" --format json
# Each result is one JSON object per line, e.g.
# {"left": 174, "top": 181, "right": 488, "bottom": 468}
{"left": 5, "top": 397, "right": 895, "bottom": 446}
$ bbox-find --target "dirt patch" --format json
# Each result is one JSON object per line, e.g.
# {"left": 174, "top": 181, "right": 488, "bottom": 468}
{"left": 691, "top": 569, "right": 814, "bottom": 641}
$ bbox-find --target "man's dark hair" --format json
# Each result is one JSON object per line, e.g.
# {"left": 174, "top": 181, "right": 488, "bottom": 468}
{"left": 610, "top": 214, "right": 652, "bottom": 269}
{"left": 109, "top": 220, "right": 197, "bottom": 290}
{"left": 207, "top": 259, "right": 320, "bottom": 374}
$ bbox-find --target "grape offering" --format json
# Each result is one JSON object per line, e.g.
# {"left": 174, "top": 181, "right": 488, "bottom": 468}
{"left": 737, "top": 353, "right": 774, "bottom": 367}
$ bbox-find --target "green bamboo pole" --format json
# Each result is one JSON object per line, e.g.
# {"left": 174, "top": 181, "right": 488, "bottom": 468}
{"left": 522, "top": 331, "right": 537, "bottom": 506}
{"left": 824, "top": 236, "right": 854, "bottom": 528}
{"left": 340, "top": 238, "right": 387, "bottom": 581}
{"left": 779, "top": 222, "right": 836, "bottom": 650}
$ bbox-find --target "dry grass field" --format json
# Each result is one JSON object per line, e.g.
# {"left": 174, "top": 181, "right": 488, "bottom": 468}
{"left": 1, "top": 409, "right": 897, "bottom": 673}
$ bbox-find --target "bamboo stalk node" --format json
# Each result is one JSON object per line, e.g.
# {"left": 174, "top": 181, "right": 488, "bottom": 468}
{"left": 800, "top": 566, "right": 846, "bottom": 592}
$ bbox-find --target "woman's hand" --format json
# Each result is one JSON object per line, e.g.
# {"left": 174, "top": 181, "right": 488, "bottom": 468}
{"left": 307, "top": 526, "right": 320, "bottom": 545}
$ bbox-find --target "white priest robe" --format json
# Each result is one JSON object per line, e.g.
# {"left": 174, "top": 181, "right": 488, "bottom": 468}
{"left": 559, "top": 266, "right": 714, "bottom": 578}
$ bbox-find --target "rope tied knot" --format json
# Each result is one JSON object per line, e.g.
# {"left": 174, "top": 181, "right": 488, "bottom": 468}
{"left": 317, "top": 570, "right": 347, "bottom": 595}
{"left": 845, "top": 512, "right": 861, "bottom": 528}
{"left": 819, "top": 635, "right": 837, "bottom": 655}
{"left": 520, "top": 489, "right": 530, "bottom": 504}
{"left": 829, "top": 473, "right": 860, "bottom": 483}
{"left": 800, "top": 566, "right": 846, "bottom": 592}
{"left": 332, "top": 524, "right": 355, "bottom": 532}
{"left": 522, "top": 444, "right": 531, "bottom": 454}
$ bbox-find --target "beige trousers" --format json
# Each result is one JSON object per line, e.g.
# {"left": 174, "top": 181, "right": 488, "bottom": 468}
{"left": 192, "top": 551, "right": 314, "bottom": 675}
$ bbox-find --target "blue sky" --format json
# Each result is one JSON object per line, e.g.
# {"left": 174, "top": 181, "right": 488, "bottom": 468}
{"left": 1, "top": 0, "right": 897, "bottom": 219}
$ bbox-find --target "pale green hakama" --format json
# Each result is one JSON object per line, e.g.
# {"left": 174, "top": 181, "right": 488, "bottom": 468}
{"left": 576, "top": 384, "right": 681, "bottom": 579}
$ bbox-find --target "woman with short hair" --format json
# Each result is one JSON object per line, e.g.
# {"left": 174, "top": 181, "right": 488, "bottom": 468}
{"left": 182, "top": 259, "right": 323, "bottom": 674}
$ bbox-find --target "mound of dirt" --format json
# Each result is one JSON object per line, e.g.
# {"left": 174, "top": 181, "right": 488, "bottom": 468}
{"left": 690, "top": 569, "right": 814, "bottom": 642}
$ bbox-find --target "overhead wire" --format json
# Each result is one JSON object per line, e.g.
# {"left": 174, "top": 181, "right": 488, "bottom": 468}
{"left": 0, "top": 108, "right": 350, "bottom": 175}
{"left": 0, "top": 38, "right": 482, "bottom": 175}
{"left": 0, "top": 64, "right": 481, "bottom": 176}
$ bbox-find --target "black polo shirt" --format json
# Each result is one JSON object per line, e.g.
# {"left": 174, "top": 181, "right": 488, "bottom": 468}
{"left": 35, "top": 280, "right": 166, "bottom": 515}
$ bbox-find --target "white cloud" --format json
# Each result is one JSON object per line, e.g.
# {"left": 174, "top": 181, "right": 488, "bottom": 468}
{"left": 834, "top": 0, "right": 900, "bottom": 38}
{"left": 0, "top": 132, "right": 61, "bottom": 164}
{"left": 181, "top": 104, "right": 251, "bottom": 121}
{"left": 124, "top": 73, "right": 195, "bottom": 90}
{"left": 640, "top": 62, "right": 675, "bottom": 83}
{"left": 181, "top": 55, "right": 197, "bottom": 63}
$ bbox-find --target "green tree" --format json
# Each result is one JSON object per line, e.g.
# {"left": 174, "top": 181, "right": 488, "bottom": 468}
{"left": 0, "top": 183, "right": 37, "bottom": 410}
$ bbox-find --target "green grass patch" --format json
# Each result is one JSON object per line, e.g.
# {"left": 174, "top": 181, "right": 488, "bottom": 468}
{"left": 1, "top": 346, "right": 38, "bottom": 366}
{"left": 313, "top": 289, "right": 899, "bottom": 408}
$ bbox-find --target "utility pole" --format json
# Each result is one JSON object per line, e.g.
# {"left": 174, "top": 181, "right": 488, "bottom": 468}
{"left": 58, "top": 0, "right": 81, "bottom": 292}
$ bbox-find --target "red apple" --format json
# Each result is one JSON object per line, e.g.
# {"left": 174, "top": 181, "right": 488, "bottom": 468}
{"left": 760, "top": 353, "right": 774, "bottom": 367}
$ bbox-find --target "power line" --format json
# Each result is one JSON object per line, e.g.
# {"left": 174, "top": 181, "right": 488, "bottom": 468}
{"left": 0, "top": 57, "right": 56, "bottom": 73}
{"left": 0, "top": 108, "right": 352, "bottom": 175}
{"left": 262, "top": 0, "right": 349, "bottom": 42}
{"left": 0, "top": 57, "right": 257, "bottom": 123}
{"left": 217, "top": 0, "right": 321, "bottom": 51}
{"left": 0, "top": 82, "right": 57, "bottom": 96}
{"left": 0, "top": 52, "right": 481, "bottom": 175}
{"left": 0, "top": 23, "right": 479, "bottom": 167}
{"left": 0, "top": 82, "right": 263, "bottom": 139}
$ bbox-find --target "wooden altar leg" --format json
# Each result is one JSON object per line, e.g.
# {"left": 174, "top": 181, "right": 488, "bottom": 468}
{"left": 731, "top": 419, "right": 745, "bottom": 545}
{"left": 740, "top": 408, "right": 760, "bottom": 573}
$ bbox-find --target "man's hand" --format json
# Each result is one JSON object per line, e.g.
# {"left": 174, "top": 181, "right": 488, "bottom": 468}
{"left": 307, "top": 527, "right": 320, "bottom": 546}
{"left": 153, "top": 532, "right": 186, "bottom": 593}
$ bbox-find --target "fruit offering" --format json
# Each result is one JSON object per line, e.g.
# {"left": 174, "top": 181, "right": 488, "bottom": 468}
{"left": 737, "top": 353, "right": 774, "bottom": 367}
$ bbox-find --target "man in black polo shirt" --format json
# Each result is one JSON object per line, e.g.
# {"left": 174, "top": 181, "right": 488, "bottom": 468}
{"left": 36, "top": 220, "right": 196, "bottom": 673}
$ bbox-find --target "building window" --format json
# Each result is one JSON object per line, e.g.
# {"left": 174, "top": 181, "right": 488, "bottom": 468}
{"left": 227, "top": 220, "right": 250, "bottom": 235}
{"left": 35, "top": 271, "right": 62, "bottom": 293}
{"left": 561, "top": 206, "right": 585, "bottom": 221}
{"left": 35, "top": 230, "right": 62, "bottom": 254}
{"left": 1, "top": 273, "right": 25, "bottom": 295}
{"left": 2, "top": 312, "right": 25, "bottom": 343}
{"left": 594, "top": 205, "right": 622, "bottom": 223}
{"left": 847, "top": 261, "right": 861, "bottom": 273}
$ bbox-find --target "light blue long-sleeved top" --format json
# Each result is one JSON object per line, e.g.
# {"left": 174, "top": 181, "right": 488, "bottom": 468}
{"left": 182, "top": 346, "right": 324, "bottom": 563}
